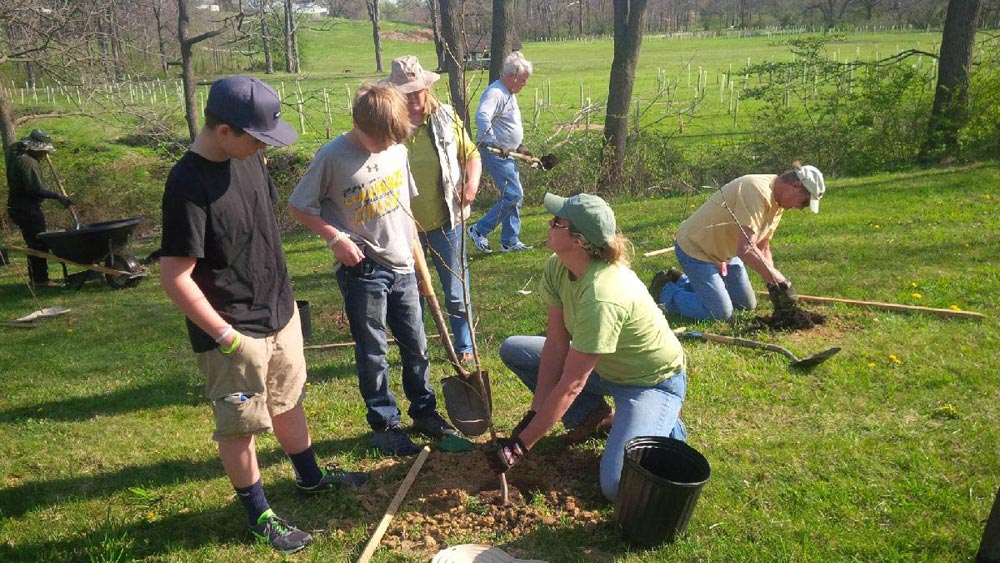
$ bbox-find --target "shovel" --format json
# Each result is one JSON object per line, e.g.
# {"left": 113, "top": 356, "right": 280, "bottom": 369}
{"left": 678, "top": 330, "right": 841, "bottom": 369}
{"left": 44, "top": 154, "right": 81, "bottom": 230}
{"left": 413, "top": 245, "right": 493, "bottom": 437}
{"left": 481, "top": 145, "right": 559, "bottom": 171}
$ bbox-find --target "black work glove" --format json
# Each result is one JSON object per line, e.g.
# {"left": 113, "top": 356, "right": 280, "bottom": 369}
{"left": 511, "top": 410, "right": 536, "bottom": 440}
{"left": 767, "top": 280, "right": 798, "bottom": 313}
{"left": 516, "top": 144, "right": 533, "bottom": 158}
{"left": 59, "top": 195, "right": 73, "bottom": 208}
{"left": 485, "top": 437, "right": 527, "bottom": 474}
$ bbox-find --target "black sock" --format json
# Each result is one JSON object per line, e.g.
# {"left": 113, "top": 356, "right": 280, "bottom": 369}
{"left": 288, "top": 445, "right": 324, "bottom": 487}
{"left": 235, "top": 479, "right": 270, "bottom": 526}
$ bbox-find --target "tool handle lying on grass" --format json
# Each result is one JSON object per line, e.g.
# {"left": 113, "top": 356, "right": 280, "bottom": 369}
{"left": 757, "top": 292, "right": 986, "bottom": 320}
{"left": 44, "top": 154, "right": 81, "bottom": 230}
{"left": 356, "top": 446, "right": 430, "bottom": 563}
{"left": 643, "top": 246, "right": 675, "bottom": 258}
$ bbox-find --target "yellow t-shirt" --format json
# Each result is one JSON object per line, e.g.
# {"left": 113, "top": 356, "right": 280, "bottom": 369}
{"left": 408, "top": 111, "right": 480, "bottom": 232}
{"left": 675, "top": 174, "right": 784, "bottom": 263}
{"left": 407, "top": 124, "right": 449, "bottom": 231}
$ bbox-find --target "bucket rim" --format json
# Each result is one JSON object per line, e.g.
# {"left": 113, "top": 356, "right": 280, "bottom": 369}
{"left": 623, "top": 436, "right": 711, "bottom": 488}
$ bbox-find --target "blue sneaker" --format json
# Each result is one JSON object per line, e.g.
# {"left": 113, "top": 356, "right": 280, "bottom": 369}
{"left": 372, "top": 424, "right": 422, "bottom": 457}
{"left": 467, "top": 225, "right": 492, "bottom": 253}
{"left": 249, "top": 509, "right": 312, "bottom": 554}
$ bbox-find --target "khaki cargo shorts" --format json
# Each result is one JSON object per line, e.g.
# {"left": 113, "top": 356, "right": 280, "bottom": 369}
{"left": 196, "top": 307, "right": 306, "bottom": 441}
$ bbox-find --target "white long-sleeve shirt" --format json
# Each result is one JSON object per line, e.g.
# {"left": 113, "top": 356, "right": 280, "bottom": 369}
{"left": 475, "top": 80, "right": 523, "bottom": 151}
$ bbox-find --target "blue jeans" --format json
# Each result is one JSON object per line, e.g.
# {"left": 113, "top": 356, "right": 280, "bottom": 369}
{"left": 659, "top": 241, "right": 757, "bottom": 320}
{"left": 419, "top": 225, "right": 473, "bottom": 356}
{"left": 336, "top": 262, "right": 437, "bottom": 430}
{"left": 499, "top": 335, "right": 687, "bottom": 502}
{"left": 472, "top": 150, "right": 524, "bottom": 246}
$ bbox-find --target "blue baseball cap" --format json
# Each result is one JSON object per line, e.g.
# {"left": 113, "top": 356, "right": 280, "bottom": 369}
{"left": 206, "top": 75, "right": 297, "bottom": 147}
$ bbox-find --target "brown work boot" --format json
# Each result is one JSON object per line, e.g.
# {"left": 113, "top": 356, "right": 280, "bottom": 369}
{"left": 565, "top": 402, "right": 614, "bottom": 443}
{"left": 648, "top": 268, "right": 682, "bottom": 300}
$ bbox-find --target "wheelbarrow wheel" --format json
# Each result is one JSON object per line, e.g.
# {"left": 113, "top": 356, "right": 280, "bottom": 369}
{"left": 105, "top": 254, "right": 143, "bottom": 289}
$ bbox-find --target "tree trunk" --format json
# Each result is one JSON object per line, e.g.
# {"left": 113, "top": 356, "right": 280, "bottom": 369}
{"left": 284, "top": 0, "right": 294, "bottom": 72}
{"left": 176, "top": 0, "right": 237, "bottom": 140}
{"left": 366, "top": 0, "right": 383, "bottom": 72}
{"left": 261, "top": 3, "right": 274, "bottom": 74}
{"left": 438, "top": 0, "right": 470, "bottom": 133}
{"left": 0, "top": 88, "right": 16, "bottom": 152}
{"left": 177, "top": 0, "right": 199, "bottom": 141}
{"left": 289, "top": 6, "right": 300, "bottom": 73}
{"left": 601, "top": 0, "right": 647, "bottom": 189}
{"left": 109, "top": 4, "right": 124, "bottom": 80}
{"left": 489, "top": 0, "right": 516, "bottom": 83}
{"left": 153, "top": 0, "right": 170, "bottom": 75}
{"left": 920, "top": 0, "right": 983, "bottom": 161}
{"left": 427, "top": 0, "right": 446, "bottom": 71}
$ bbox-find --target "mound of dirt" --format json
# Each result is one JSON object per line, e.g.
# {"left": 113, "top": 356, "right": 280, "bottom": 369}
{"left": 754, "top": 306, "right": 827, "bottom": 332}
{"left": 371, "top": 443, "right": 606, "bottom": 559}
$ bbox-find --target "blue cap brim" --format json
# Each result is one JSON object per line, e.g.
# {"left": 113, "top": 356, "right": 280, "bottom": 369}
{"left": 246, "top": 119, "right": 298, "bottom": 148}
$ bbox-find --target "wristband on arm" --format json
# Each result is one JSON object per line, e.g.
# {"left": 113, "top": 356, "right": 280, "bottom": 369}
{"left": 220, "top": 332, "right": 241, "bottom": 355}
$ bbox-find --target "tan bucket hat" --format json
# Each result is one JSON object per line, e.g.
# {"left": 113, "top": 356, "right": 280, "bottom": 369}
{"left": 382, "top": 55, "right": 440, "bottom": 94}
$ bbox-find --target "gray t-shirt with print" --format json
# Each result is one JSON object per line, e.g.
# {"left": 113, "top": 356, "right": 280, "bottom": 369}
{"left": 289, "top": 134, "right": 418, "bottom": 272}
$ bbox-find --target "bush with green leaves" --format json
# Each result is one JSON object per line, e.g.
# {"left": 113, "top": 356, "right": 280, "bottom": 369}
{"left": 740, "top": 35, "right": 935, "bottom": 176}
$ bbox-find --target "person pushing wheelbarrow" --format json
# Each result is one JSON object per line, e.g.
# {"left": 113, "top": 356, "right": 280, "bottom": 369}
{"left": 5, "top": 129, "right": 74, "bottom": 287}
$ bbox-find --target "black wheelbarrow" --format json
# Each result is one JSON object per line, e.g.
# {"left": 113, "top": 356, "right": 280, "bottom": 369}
{"left": 34, "top": 217, "right": 147, "bottom": 289}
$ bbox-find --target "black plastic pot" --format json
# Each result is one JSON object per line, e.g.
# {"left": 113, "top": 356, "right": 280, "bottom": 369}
{"left": 296, "top": 300, "right": 312, "bottom": 340}
{"left": 615, "top": 436, "right": 710, "bottom": 547}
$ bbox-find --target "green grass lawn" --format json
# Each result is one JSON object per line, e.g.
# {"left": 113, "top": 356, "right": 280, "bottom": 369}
{"left": 1, "top": 163, "right": 997, "bottom": 561}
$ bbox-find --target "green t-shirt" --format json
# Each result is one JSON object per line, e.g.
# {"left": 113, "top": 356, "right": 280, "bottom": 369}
{"left": 407, "top": 123, "right": 449, "bottom": 231}
{"left": 540, "top": 255, "right": 685, "bottom": 386}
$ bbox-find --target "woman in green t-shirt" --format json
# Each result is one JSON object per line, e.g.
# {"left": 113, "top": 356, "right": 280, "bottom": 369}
{"left": 485, "top": 192, "right": 688, "bottom": 502}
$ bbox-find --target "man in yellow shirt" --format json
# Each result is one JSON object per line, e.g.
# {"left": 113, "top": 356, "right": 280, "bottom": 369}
{"left": 653, "top": 164, "right": 825, "bottom": 320}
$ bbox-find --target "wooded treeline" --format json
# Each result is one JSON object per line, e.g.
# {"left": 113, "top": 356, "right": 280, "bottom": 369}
{"left": 381, "top": 0, "right": 1000, "bottom": 39}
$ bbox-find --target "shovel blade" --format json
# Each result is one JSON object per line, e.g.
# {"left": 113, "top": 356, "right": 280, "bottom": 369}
{"left": 791, "top": 347, "right": 841, "bottom": 369}
{"left": 442, "top": 370, "right": 493, "bottom": 437}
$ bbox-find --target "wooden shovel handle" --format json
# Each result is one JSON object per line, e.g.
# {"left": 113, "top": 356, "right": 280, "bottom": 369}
{"left": 760, "top": 292, "right": 985, "bottom": 320}
{"left": 356, "top": 446, "right": 430, "bottom": 563}
{"left": 413, "top": 244, "right": 468, "bottom": 376}
{"left": 44, "top": 154, "right": 81, "bottom": 228}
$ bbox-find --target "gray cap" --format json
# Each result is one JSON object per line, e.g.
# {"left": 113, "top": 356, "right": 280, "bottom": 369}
{"left": 543, "top": 192, "right": 617, "bottom": 247}
{"left": 206, "top": 75, "right": 297, "bottom": 147}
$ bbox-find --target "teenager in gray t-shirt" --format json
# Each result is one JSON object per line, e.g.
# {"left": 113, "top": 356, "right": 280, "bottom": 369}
{"left": 288, "top": 83, "right": 458, "bottom": 457}
{"left": 290, "top": 136, "right": 418, "bottom": 272}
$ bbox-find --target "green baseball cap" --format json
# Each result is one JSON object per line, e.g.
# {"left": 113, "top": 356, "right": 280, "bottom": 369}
{"left": 543, "top": 192, "right": 617, "bottom": 246}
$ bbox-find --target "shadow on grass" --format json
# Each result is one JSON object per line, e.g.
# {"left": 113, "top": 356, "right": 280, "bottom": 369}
{"left": 0, "top": 435, "right": 372, "bottom": 520}
{"left": 0, "top": 377, "right": 193, "bottom": 423}
{"left": 0, "top": 484, "right": 367, "bottom": 561}
{"left": 495, "top": 516, "right": 633, "bottom": 562}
